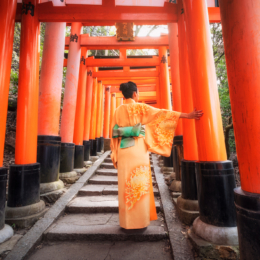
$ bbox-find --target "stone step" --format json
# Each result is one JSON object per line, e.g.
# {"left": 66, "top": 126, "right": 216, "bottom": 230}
{"left": 45, "top": 213, "right": 166, "bottom": 242}
{"left": 79, "top": 184, "right": 159, "bottom": 196}
{"left": 88, "top": 175, "right": 156, "bottom": 185}
{"left": 66, "top": 196, "right": 161, "bottom": 213}
{"left": 104, "top": 158, "right": 112, "bottom": 163}
{"left": 96, "top": 169, "right": 117, "bottom": 176}
{"left": 100, "top": 163, "right": 115, "bottom": 169}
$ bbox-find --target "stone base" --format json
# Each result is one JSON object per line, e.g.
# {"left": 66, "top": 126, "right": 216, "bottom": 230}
{"left": 188, "top": 227, "right": 239, "bottom": 260}
{"left": 40, "top": 179, "right": 64, "bottom": 194}
{"left": 0, "top": 225, "right": 13, "bottom": 244}
{"left": 162, "top": 167, "right": 173, "bottom": 174}
{"left": 84, "top": 161, "right": 92, "bottom": 166}
{"left": 90, "top": 156, "right": 99, "bottom": 162}
{"left": 59, "top": 171, "right": 79, "bottom": 184}
{"left": 74, "top": 168, "right": 87, "bottom": 174}
{"left": 192, "top": 217, "right": 238, "bottom": 246}
{"left": 40, "top": 188, "right": 66, "bottom": 204}
{"left": 5, "top": 200, "right": 47, "bottom": 228}
{"left": 97, "top": 152, "right": 103, "bottom": 156}
{"left": 104, "top": 138, "right": 111, "bottom": 152}
{"left": 171, "top": 192, "right": 181, "bottom": 199}
{"left": 169, "top": 180, "right": 182, "bottom": 192}
{"left": 176, "top": 196, "right": 199, "bottom": 225}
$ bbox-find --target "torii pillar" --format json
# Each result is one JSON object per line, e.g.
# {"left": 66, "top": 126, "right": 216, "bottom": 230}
{"left": 83, "top": 67, "right": 94, "bottom": 163}
{"left": 37, "top": 23, "right": 66, "bottom": 196}
{"left": 220, "top": 0, "right": 260, "bottom": 258}
{"left": 103, "top": 86, "right": 111, "bottom": 151}
{"left": 6, "top": 0, "right": 47, "bottom": 228}
{"left": 159, "top": 47, "right": 174, "bottom": 169}
{"left": 183, "top": 0, "right": 237, "bottom": 245}
{"left": 59, "top": 22, "right": 82, "bottom": 181}
{"left": 176, "top": 12, "right": 199, "bottom": 225}
{"left": 100, "top": 85, "right": 105, "bottom": 152}
{"left": 0, "top": 0, "right": 16, "bottom": 242}
{"left": 96, "top": 81, "right": 103, "bottom": 153}
{"left": 89, "top": 75, "right": 98, "bottom": 158}
{"left": 73, "top": 47, "right": 88, "bottom": 172}
{"left": 168, "top": 23, "right": 184, "bottom": 183}
{"left": 110, "top": 93, "right": 116, "bottom": 138}
{"left": 116, "top": 97, "right": 123, "bottom": 108}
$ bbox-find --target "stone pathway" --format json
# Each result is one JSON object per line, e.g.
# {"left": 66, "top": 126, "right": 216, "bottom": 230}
{"left": 26, "top": 153, "right": 173, "bottom": 260}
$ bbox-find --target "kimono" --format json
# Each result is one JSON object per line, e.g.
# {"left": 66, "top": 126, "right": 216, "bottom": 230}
{"left": 110, "top": 99, "right": 180, "bottom": 229}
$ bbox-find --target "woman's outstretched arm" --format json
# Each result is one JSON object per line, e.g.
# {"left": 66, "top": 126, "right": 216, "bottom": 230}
{"left": 180, "top": 108, "right": 203, "bottom": 120}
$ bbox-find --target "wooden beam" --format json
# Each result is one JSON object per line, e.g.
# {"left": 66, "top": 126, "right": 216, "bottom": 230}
{"left": 93, "top": 69, "right": 158, "bottom": 78}
{"left": 15, "top": 2, "right": 220, "bottom": 24}
{"left": 102, "top": 79, "right": 157, "bottom": 85}
{"left": 85, "top": 56, "right": 160, "bottom": 67}
{"left": 65, "top": 35, "right": 169, "bottom": 49}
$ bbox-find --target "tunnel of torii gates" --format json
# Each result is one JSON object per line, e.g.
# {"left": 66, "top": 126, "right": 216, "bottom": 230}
{"left": 0, "top": 0, "right": 260, "bottom": 258}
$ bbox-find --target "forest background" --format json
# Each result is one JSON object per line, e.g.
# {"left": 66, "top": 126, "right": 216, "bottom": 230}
{"left": 9, "top": 24, "right": 235, "bottom": 159}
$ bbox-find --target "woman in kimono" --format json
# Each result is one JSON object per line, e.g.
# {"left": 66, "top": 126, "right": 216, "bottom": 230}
{"left": 111, "top": 81, "right": 203, "bottom": 230}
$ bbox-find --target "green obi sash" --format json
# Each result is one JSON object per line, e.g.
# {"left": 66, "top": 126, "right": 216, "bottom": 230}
{"left": 112, "top": 123, "right": 145, "bottom": 149}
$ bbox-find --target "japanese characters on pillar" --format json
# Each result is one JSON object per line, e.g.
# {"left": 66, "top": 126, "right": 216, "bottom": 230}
{"left": 74, "top": 47, "right": 88, "bottom": 146}
{"left": 60, "top": 22, "right": 82, "bottom": 144}
{"left": 59, "top": 22, "right": 82, "bottom": 174}
{"left": 73, "top": 46, "right": 88, "bottom": 169}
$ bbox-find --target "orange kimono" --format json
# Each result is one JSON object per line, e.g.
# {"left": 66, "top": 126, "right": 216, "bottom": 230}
{"left": 111, "top": 99, "right": 180, "bottom": 229}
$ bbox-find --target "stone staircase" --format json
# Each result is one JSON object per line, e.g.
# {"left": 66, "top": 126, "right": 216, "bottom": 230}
{"left": 43, "top": 154, "right": 168, "bottom": 242}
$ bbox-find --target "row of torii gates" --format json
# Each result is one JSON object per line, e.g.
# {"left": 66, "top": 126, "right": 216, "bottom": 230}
{"left": 0, "top": 0, "right": 259, "bottom": 259}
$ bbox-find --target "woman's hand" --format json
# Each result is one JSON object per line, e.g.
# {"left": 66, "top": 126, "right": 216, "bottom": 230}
{"left": 188, "top": 109, "right": 203, "bottom": 120}
{"left": 180, "top": 109, "right": 203, "bottom": 120}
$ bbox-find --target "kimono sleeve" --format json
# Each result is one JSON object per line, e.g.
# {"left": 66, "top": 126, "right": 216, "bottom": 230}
{"left": 110, "top": 111, "right": 119, "bottom": 169}
{"left": 141, "top": 105, "right": 181, "bottom": 157}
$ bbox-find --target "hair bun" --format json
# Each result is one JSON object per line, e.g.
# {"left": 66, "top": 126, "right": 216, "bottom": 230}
{"left": 119, "top": 83, "right": 129, "bottom": 91}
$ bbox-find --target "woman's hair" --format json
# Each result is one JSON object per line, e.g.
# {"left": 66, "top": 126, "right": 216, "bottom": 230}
{"left": 119, "top": 81, "right": 138, "bottom": 99}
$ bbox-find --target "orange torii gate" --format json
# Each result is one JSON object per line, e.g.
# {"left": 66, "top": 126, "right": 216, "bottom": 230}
{"left": 1, "top": 1, "right": 259, "bottom": 258}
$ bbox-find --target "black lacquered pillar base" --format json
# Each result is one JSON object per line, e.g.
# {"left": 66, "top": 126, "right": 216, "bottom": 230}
{"left": 163, "top": 143, "right": 174, "bottom": 167}
{"left": 196, "top": 160, "right": 236, "bottom": 227}
{"left": 234, "top": 187, "right": 260, "bottom": 260}
{"left": 96, "top": 137, "right": 101, "bottom": 153}
{"left": 83, "top": 140, "right": 90, "bottom": 161}
{"left": 0, "top": 168, "right": 8, "bottom": 230}
{"left": 173, "top": 135, "right": 183, "bottom": 180}
{"left": 182, "top": 160, "right": 197, "bottom": 200}
{"left": 100, "top": 137, "right": 104, "bottom": 152}
{"left": 37, "top": 135, "right": 61, "bottom": 183}
{"left": 74, "top": 145, "right": 84, "bottom": 169}
{"left": 60, "top": 143, "right": 75, "bottom": 173}
{"left": 176, "top": 160, "right": 199, "bottom": 225}
{"left": 90, "top": 139, "right": 97, "bottom": 156}
{"left": 5, "top": 163, "right": 46, "bottom": 228}
{"left": 8, "top": 163, "right": 41, "bottom": 207}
